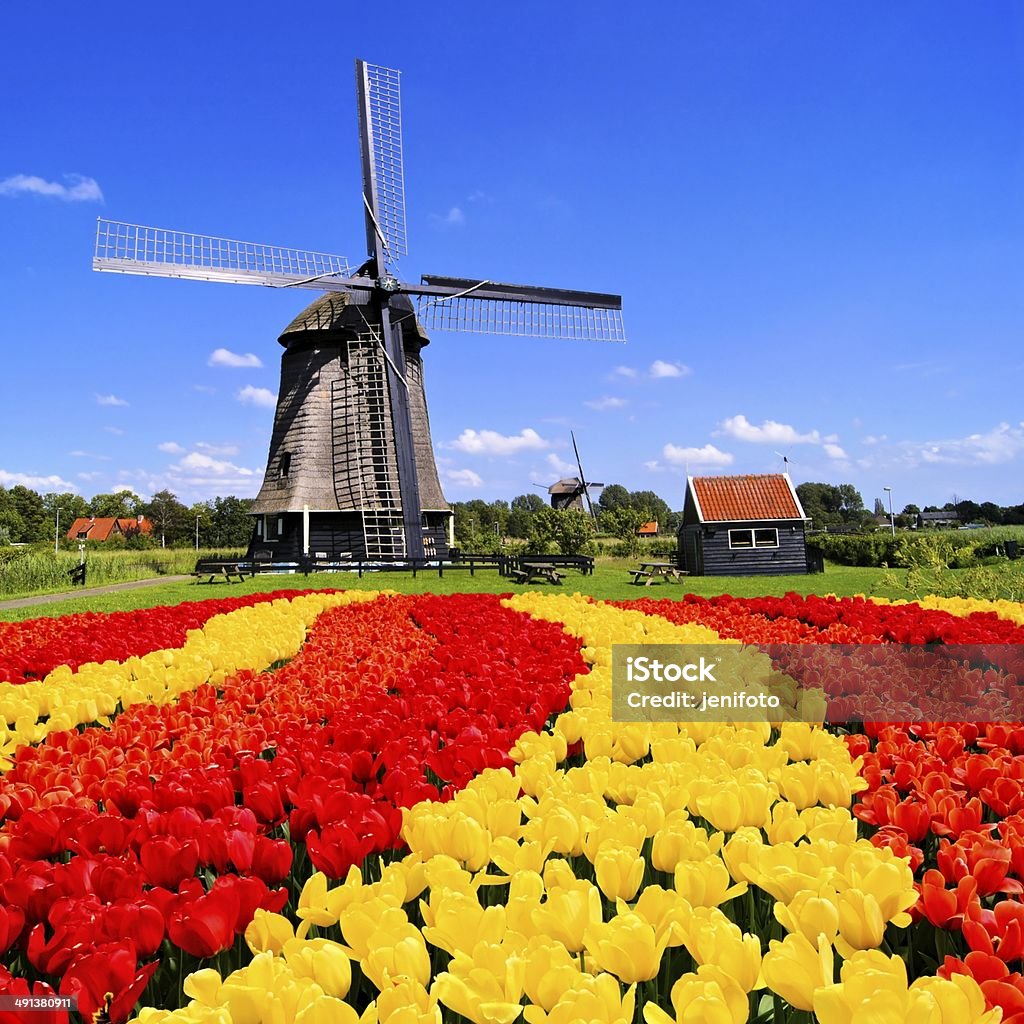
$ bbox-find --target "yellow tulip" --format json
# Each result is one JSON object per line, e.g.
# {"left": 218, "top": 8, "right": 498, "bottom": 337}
{"left": 674, "top": 857, "right": 746, "bottom": 908}
{"left": 632, "top": 885, "right": 691, "bottom": 946}
{"left": 421, "top": 889, "right": 506, "bottom": 957}
{"left": 432, "top": 942, "right": 526, "bottom": 1024}
{"left": 762, "top": 933, "right": 834, "bottom": 1012}
{"left": 684, "top": 914, "right": 763, "bottom": 992}
{"left": 654, "top": 965, "right": 748, "bottom": 1024}
{"left": 835, "top": 889, "right": 887, "bottom": 957}
{"left": 283, "top": 937, "right": 353, "bottom": 999}
{"left": 584, "top": 912, "right": 668, "bottom": 983}
{"left": 524, "top": 974, "right": 635, "bottom": 1024}
{"left": 529, "top": 882, "right": 603, "bottom": 953}
{"left": 521, "top": 936, "right": 582, "bottom": 1011}
{"left": 375, "top": 979, "right": 442, "bottom": 1024}
{"left": 764, "top": 801, "right": 805, "bottom": 845}
{"left": 594, "top": 840, "right": 646, "bottom": 901}
{"left": 774, "top": 890, "right": 840, "bottom": 944}
{"left": 362, "top": 926, "right": 432, "bottom": 989}
{"left": 245, "top": 910, "right": 296, "bottom": 956}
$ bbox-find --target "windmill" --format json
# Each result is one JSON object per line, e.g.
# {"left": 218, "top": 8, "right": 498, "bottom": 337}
{"left": 92, "top": 61, "right": 625, "bottom": 562}
{"left": 537, "top": 433, "right": 603, "bottom": 515}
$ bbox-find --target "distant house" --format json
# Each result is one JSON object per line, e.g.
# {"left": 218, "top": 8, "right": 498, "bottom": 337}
{"left": 637, "top": 520, "right": 659, "bottom": 537}
{"left": 67, "top": 515, "right": 152, "bottom": 542}
{"left": 677, "top": 474, "right": 811, "bottom": 576}
{"left": 917, "top": 511, "right": 959, "bottom": 529}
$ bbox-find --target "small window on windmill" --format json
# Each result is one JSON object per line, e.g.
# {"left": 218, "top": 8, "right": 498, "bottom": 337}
{"left": 277, "top": 518, "right": 284, "bottom": 537}
{"left": 256, "top": 518, "right": 264, "bottom": 537}
{"left": 278, "top": 452, "right": 292, "bottom": 478}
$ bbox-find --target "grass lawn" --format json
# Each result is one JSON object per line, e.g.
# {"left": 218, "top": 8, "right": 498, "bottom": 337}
{"left": 0, "top": 561, "right": 927, "bottom": 622}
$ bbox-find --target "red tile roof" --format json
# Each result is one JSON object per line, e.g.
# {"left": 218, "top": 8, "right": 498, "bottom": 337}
{"left": 637, "top": 521, "right": 659, "bottom": 535}
{"left": 690, "top": 474, "right": 803, "bottom": 523}
{"left": 67, "top": 516, "right": 152, "bottom": 541}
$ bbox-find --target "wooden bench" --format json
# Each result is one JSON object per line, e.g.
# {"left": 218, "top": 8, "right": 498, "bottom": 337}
{"left": 192, "top": 559, "right": 249, "bottom": 584}
{"left": 629, "top": 569, "right": 655, "bottom": 585}
{"left": 68, "top": 563, "right": 87, "bottom": 587}
{"left": 509, "top": 564, "right": 565, "bottom": 585}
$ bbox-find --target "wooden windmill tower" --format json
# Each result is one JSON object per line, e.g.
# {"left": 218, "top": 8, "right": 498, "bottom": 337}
{"left": 93, "top": 61, "right": 626, "bottom": 561}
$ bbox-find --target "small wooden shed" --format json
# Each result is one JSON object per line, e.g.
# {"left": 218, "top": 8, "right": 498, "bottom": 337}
{"left": 677, "top": 474, "right": 811, "bottom": 576}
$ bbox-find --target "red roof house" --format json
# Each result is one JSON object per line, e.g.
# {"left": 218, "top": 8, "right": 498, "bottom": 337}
{"left": 678, "top": 474, "right": 811, "bottom": 576}
{"left": 67, "top": 516, "right": 152, "bottom": 542}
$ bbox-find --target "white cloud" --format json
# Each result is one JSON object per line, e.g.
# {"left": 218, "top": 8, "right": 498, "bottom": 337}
{"left": 0, "top": 469, "right": 77, "bottom": 491}
{"left": 450, "top": 428, "right": 550, "bottom": 456}
{"left": 644, "top": 460, "right": 663, "bottom": 471}
{"left": 862, "top": 434, "right": 888, "bottom": 445}
{"left": 719, "top": 414, "right": 821, "bottom": 445}
{"left": 912, "top": 423, "right": 1024, "bottom": 466}
{"left": 194, "top": 384, "right": 216, "bottom": 395}
{"left": 823, "top": 443, "right": 848, "bottom": 460}
{"left": 584, "top": 396, "right": 628, "bottom": 411}
{"left": 0, "top": 173, "right": 103, "bottom": 202}
{"left": 77, "top": 471, "right": 102, "bottom": 481}
{"left": 195, "top": 441, "right": 240, "bottom": 457}
{"left": 663, "top": 443, "right": 735, "bottom": 467}
{"left": 649, "top": 360, "right": 691, "bottom": 379}
{"left": 208, "top": 348, "right": 263, "bottom": 368}
{"left": 237, "top": 385, "right": 276, "bottom": 409}
{"left": 96, "top": 393, "right": 129, "bottom": 407}
{"left": 175, "top": 452, "right": 255, "bottom": 476}
{"left": 609, "top": 362, "right": 692, "bottom": 381}
{"left": 68, "top": 450, "right": 111, "bottom": 461}
{"left": 103, "top": 426, "right": 126, "bottom": 436}
{"left": 113, "top": 484, "right": 141, "bottom": 495}
{"left": 444, "top": 468, "right": 484, "bottom": 488}
{"left": 431, "top": 206, "right": 465, "bottom": 227}
{"left": 547, "top": 453, "right": 576, "bottom": 476}
{"left": 158, "top": 441, "right": 185, "bottom": 455}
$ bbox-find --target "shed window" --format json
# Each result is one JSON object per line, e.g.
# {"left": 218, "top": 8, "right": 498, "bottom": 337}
{"left": 278, "top": 453, "right": 291, "bottom": 478}
{"left": 728, "top": 528, "right": 779, "bottom": 549}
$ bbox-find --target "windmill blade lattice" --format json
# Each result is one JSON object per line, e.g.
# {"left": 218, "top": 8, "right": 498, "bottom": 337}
{"left": 362, "top": 63, "right": 407, "bottom": 267}
{"left": 93, "top": 219, "right": 353, "bottom": 289}
{"left": 415, "top": 295, "right": 626, "bottom": 341}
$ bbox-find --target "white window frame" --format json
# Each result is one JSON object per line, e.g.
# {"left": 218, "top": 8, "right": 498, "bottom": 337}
{"left": 728, "top": 527, "right": 780, "bottom": 550}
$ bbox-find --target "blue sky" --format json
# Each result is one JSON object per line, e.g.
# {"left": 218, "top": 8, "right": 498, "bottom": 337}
{"left": 2, "top": 1, "right": 1021, "bottom": 512}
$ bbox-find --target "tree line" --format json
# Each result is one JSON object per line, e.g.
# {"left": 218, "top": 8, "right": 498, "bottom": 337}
{"left": 796, "top": 482, "right": 1024, "bottom": 531}
{"left": 0, "top": 486, "right": 255, "bottom": 549}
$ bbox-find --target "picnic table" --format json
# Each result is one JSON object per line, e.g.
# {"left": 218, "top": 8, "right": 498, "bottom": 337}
{"left": 507, "top": 562, "right": 566, "bottom": 585}
{"left": 192, "top": 559, "right": 250, "bottom": 584}
{"left": 629, "top": 561, "right": 689, "bottom": 586}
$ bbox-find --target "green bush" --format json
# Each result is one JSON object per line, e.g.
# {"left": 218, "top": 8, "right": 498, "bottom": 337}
{"left": 808, "top": 528, "right": 1024, "bottom": 569}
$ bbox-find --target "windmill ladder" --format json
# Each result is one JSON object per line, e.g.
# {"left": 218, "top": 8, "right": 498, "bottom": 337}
{"left": 338, "top": 338, "right": 406, "bottom": 560}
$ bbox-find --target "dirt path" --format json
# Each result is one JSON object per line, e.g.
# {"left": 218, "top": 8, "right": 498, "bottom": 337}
{"left": 0, "top": 575, "right": 192, "bottom": 611}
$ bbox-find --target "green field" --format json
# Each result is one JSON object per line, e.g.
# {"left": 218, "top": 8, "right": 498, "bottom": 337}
{"left": 0, "top": 560, "right": 994, "bottom": 623}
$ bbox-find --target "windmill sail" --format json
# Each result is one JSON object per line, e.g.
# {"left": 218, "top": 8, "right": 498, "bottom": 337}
{"left": 356, "top": 61, "right": 407, "bottom": 269}
{"left": 411, "top": 276, "right": 625, "bottom": 341}
{"left": 93, "top": 219, "right": 353, "bottom": 289}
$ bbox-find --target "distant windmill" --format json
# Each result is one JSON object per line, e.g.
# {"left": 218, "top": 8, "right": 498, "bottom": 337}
{"left": 92, "top": 61, "right": 626, "bottom": 561}
{"left": 538, "top": 433, "right": 603, "bottom": 516}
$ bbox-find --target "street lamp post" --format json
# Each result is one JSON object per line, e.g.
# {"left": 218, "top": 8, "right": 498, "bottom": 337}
{"left": 55, "top": 509, "right": 60, "bottom": 555}
{"left": 195, "top": 516, "right": 200, "bottom": 551}
{"left": 883, "top": 487, "right": 895, "bottom": 538}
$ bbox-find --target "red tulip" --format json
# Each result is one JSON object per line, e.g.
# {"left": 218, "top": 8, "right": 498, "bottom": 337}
{"left": 59, "top": 942, "right": 158, "bottom": 1024}
{"left": 167, "top": 884, "right": 238, "bottom": 958}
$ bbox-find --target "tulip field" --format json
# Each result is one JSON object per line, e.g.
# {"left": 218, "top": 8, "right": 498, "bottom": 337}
{"left": 2, "top": 588, "right": 1024, "bottom": 1023}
